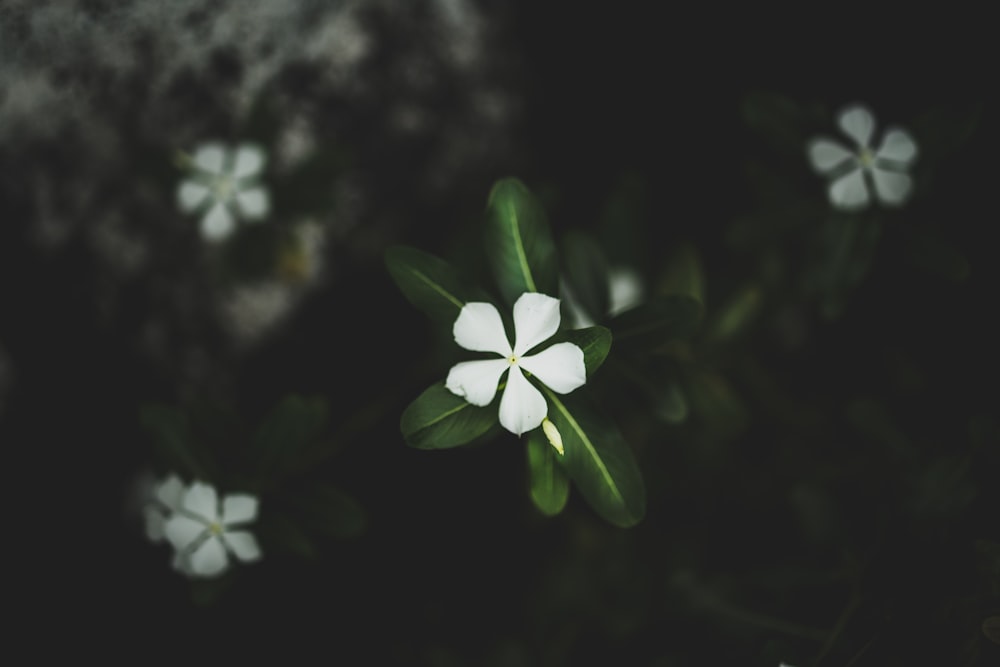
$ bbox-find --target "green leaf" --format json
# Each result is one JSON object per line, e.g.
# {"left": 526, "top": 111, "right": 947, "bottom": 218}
{"left": 526, "top": 429, "right": 570, "bottom": 517}
{"left": 251, "top": 395, "right": 329, "bottom": 475}
{"left": 139, "top": 404, "right": 208, "bottom": 479}
{"left": 385, "top": 245, "right": 491, "bottom": 330}
{"left": 607, "top": 295, "right": 703, "bottom": 351}
{"left": 708, "top": 284, "right": 763, "bottom": 342}
{"left": 400, "top": 382, "right": 498, "bottom": 449}
{"left": 289, "top": 484, "right": 367, "bottom": 540}
{"left": 541, "top": 389, "right": 645, "bottom": 527}
{"left": 484, "top": 178, "right": 559, "bottom": 305}
{"left": 545, "top": 326, "right": 612, "bottom": 377}
{"left": 560, "top": 231, "right": 610, "bottom": 324}
{"left": 657, "top": 243, "right": 705, "bottom": 306}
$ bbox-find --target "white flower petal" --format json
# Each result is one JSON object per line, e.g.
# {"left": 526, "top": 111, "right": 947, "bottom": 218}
{"left": 520, "top": 342, "right": 586, "bottom": 394}
{"left": 189, "top": 536, "right": 229, "bottom": 577}
{"left": 177, "top": 181, "right": 212, "bottom": 213}
{"left": 223, "top": 530, "right": 262, "bottom": 562}
{"left": 445, "top": 358, "right": 509, "bottom": 406}
{"left": 192, "top": 143, "right": 227, "bottom": 175}
{"left": 171, "top": 550, "right": 192, "bottom": 574}
{"left": 200, "top": 203, "right": 236, "bottom": 241}
{"left": 181, "top": 481, "right": 219, "bottom": 523}
{"left": 875, "top": 129, "right": 918, "bottom": 166}
{"left": 235, "top": 187, "right": 270, "bottom": 220}
{"left": 222, "top": 494, "right": 259, "bottom": 525}
{"left": 828, "top": 168, "right": 869, "bottom": 210}
{"left": 164, "top": 515, "right": 207, "bottom": 551}
{"left": 807, "top": 138, "right": 855, "bottom": 174}
{"left": 837, "top": 105, "right": 875, "bottom": 147}
{"left": 512, "top": 292, "right": 561, "bottom": 356}
{"left": 155, "top": 474, "right": 185, "bottom": 511}
{"left": 871, "top": 167, "right": 912, "bottom": 205}
{"left": 498, "top": 366, "right": 547, "bottom": 436}
{"left": 453, "top": 302, "right": 512, "bottom": 355}
{"left": 144, "top": 507, "right": 166, "bottom": 542}
{"left": 233, "top": 144, "right": 266, "bottom": 179}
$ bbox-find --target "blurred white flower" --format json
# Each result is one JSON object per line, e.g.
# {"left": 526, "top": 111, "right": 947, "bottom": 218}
{"left": 177, "top": 142, "right": 271, "bottom": 241}
{"left": 563, "top": 266, "right": 644, "bottom": 329}
{"left": 446, "top": 292, "right": 586, "bottom": 436}
{"left": 808, "top": 104, "right": 918, "bottom": 210}
{"left": 163, "top": 481, "right": 262, "bottom": 578}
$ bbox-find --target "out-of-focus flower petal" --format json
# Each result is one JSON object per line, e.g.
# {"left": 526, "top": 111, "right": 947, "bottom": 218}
{"left": 445, "top": 358, "right": 509, "bottom": 406}
{"left": 223, "top": 531, "right": 262, "bottom": 562}
{"left": 871, "top": 167, "right": 912, "bottom": 205}
{"left": 177, "top": 181, "right": 211, "bottom": 212}
{"left": 200, "top": 203, "right": 236, "bottom": 241}
{"left": 155, "top": 475, "right": 185, "bottom": 511}
{"left": 193, "top": 143, "right": 227, "bottom": 175}
{"left": 807, "top": 138, "right": 855, "bottom": 173}
{"left": 222, "top": 495, "right": 259, "bottom": 526}
{"left": 233, "top": 144, "right": 266, "bottom": 179}
{"left": 829, "top": 168, "right": 869, "bottom": 210}
{"left": 875, "top": 128, "right": 918, "bottom": 166}
{"left": 181, "top": 482, "right": 220, "bottom": 523}
{"left": 453, "top": 302, "right": 511, "bottom": 355}
{"left": 838, "top": 105, "right": 875, "bottom": 147}
{"left": 164, "top": 514, "right": 207, "bottom": 551}
{"left": 188, "top": 536, "right": 229, "bottom": 577}
{"left": 235, "top": 187, "right": 270, "bottom": 220}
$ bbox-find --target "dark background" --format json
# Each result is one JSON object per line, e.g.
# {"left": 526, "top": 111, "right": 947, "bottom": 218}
{"left": 1, "top": 2, "right": 996, "bottom": 664}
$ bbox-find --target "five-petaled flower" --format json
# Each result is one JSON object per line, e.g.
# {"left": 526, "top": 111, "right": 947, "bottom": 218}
{"left": 163, "top": 480, "right": 262, "bottom": 578}
{"left": 808, "top": 104, "right": 918, "bottom": 210}
{"left": 445, "top": 292, "right": 586, "bottom": 436}
{"left": 177, "top": 142, "right": 271, "bottom": 241}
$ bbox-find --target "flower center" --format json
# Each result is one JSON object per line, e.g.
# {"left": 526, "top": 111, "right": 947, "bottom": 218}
{"left": 858, "top": 147, "right": 875, "bottom": 168}
{"left": 208, "top": 521, "right": 224, "bottom": 536}
{"left": 506, "top": 354, "right": 519, "bottom": 367}
{"left": 212, "top": 175, "right": 235, "bottom": 201}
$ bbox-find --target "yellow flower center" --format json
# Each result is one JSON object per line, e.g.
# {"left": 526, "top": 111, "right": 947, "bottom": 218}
{"left": 858, "top": 147, "right": 875, "bottom": 168}
{"left": 208, "top": 522, "right": 224, "bottom": 536}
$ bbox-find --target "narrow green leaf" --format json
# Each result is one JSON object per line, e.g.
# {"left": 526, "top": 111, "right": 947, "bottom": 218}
{"left": 385, "top": 245, "right": 491, "bottom": 330}
{"left": 541, "top": 388, "right": 645, "bottom": 527}
{"left": 561, "top": 231, "right": 610, "bottom": 324}
{"left": 608, "top": 295, "right": 703, "bottom": 351}
{"left": 658, "top": 243, "right": 705, "bottom": 306}
{"left": 526, "top": 429, "right": 570, "bottom": 517}
{"left": 708, "top": 284, "right": 762, "bottom": 342}
{"left": 400, "top": 382, "right": 497, "bottom": 449}
{"left": 485, "top": 178, "right": 559, "bottom": 305}
{"left": 545, "top": 326, "right": 612, "bottom": 377}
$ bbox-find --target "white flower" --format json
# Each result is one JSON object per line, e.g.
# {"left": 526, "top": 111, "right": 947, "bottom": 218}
{"left": 163, "top": 481, "right": 262, "bottom": 578}
{"left": 177, "top": 142, "right": 271, "bottom": 241}
{"left": 808, "top": 104, "right": 918, "bottom": 210}
{"left": 563, "top": 266, "right": 645, "bottom": 329}
{"left": 445, "top": 292, "right": 586, "bottom": 436}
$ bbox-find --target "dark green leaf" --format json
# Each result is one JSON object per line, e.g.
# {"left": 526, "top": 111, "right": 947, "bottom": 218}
{"left": 400, "top": 382, "right": 497, "bottom": 449}
{"left": 708, "top": 285, "right": 763, "bottom": 341}
{"left": 541, "top": 389, "right": 645, "bottom": 527}
{"left": 687, "top": 371, "right": 749, "bottom": 439}
{"left": 385, "top": 245, "right": 491, "bottom": 330}
{"left": 560, "top": 231, "right": 610, "bottom": 324}
{"left": 484, "top": 178, "right": 559, "bottom": 305}
{"left": 139, "top": 404, "right": 207, "bottom": 479}
{"left": 526, "top": 429, "right": 570, "bottom": 517}
{"left": 657, "top": 243, "right": 705, "bottom": 306}
{"left": 545, "top": 326, "right": 612, "bottom": 377}
{"left": 608, "top": 295, "right": 703, "bottom": 351}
